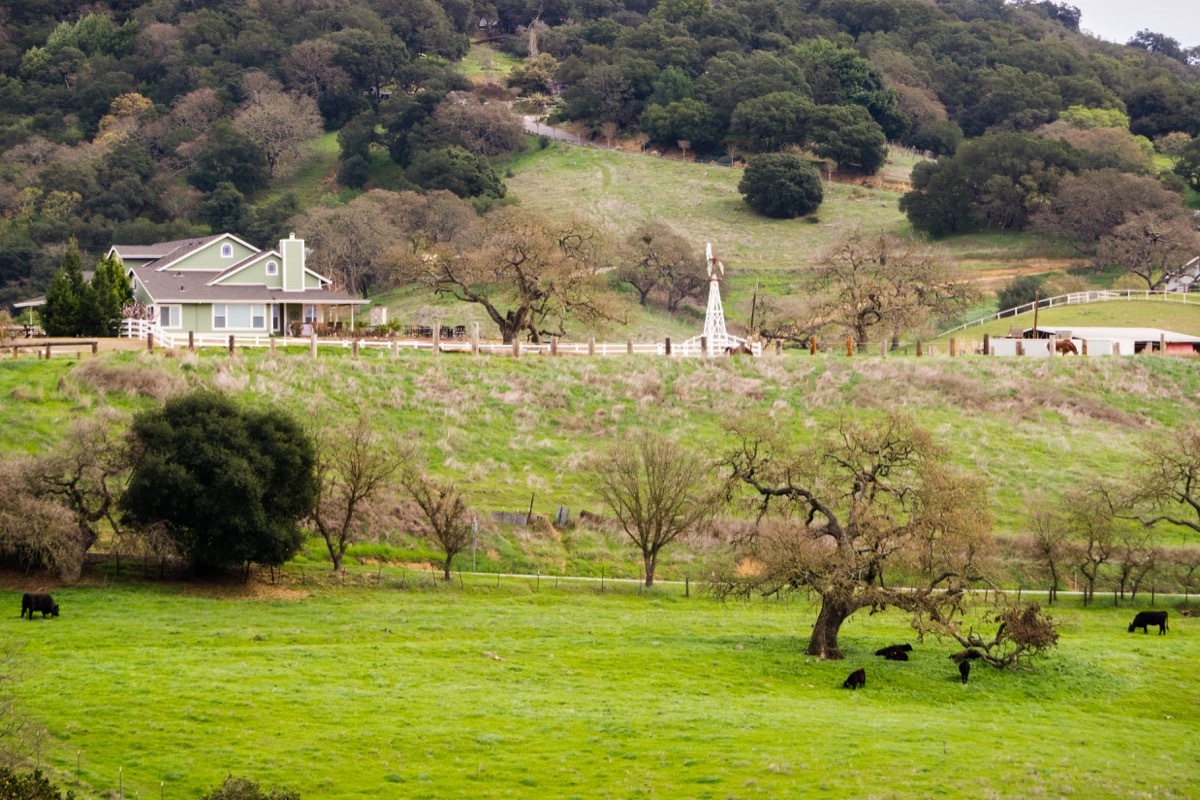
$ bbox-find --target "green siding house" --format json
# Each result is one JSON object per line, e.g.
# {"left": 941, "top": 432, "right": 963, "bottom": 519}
{"left": 111, "top": 232, "right": 364, "bottom": 337}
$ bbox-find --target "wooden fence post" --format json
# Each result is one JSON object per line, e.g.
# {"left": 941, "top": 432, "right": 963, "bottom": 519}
{"left": 950, "top": 338, "right": 958, "bottom": 357}
{"left": 550, "top": 336, "right": 558, "bottom": 356}
{"left": 44, "top": 343, "right": 52, "bottom": 360}
{"left": 391, "top": 340, "right": 398, "bottom": 360}
{"left": 188, "top": 330, "right": 194, "bottom": 352}
{"left": 588, "top": 336, "right": 595, "bottom": 356}
{"left": 512, "top": 338, "right": 520, "bottom": 358}
{"left": 775, "top": 340, "right": 782, "bottom": 356}
{"left": 880, "top": 340, "right": 886, "bottom": 358}
{"left": 982, "top": 333, "right": 990, "bottom": 355}
{"left": 845, "top": 337, "right": 853, "bottom": 357}
{"left": 432, "top": 324, "right": 440, "bottom": 356}
{"left": 809, "top": 335, "right": 817, "bottom": 355}
{"left": 1160, "top": 333, "right": 1166, "bottom": 354}
{"left": 701, "top": 336, "right": 708, "bottom": 358}
{"left": 627, "top": 338, "right": 633, "bottom": 355}
{"left": 1081, "top": 340, "right": 1088, "bottom": 356}
{"left": 471, "top": 322, "right": 479, "bottom": 356}
{"left": 352, "top": 339, "right": 359, "bottom": 359}
{"left": 147, "top": 333, "right": 154, "bottom": 353}
{"left": 1016, "top": 341, "right": 1024, "bottom": 356}
{"left": 310, "top": 332, "right": 317, "bottom": 359}
{"left": 269, "top": 338, "right": 276, "bottom": 358}
{"left": 91, "top": 341, "right": 98, "bottom": 357}
{"left": 665, "top": 337, "right": 672, "bottom": 356}
{"left": 228, "top": 335, "right": 235, "bottom": 356}
{"left": 915, "top": 339, "right": 922, "bottom": 357}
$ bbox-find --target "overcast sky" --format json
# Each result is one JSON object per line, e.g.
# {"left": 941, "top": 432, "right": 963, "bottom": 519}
{"left": 1067, "top": 0, "right": 1200, "bottom": 49}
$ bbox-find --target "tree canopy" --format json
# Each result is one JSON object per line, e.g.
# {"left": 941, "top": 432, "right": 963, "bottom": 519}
{"left": 120, "top": 391, "right": 317, "bottom": 573}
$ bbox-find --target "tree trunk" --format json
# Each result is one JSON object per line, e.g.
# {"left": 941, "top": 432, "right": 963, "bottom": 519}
{"left": 806, "top": 596, "right": 855, "bottom": 660}
{"left": 443, "top": 556, "right": 452, "bottom": 581}
{"left": 643, "top": 550, "right": 657, "bottom": 587}
{"left": 331, "top": 550, "right": 343, "bottom": 572}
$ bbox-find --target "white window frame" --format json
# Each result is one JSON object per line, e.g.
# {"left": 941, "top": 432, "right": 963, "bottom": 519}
{"left": 156, "top": 305, "right": 182, "bottom": 329}
{"left": 220, "top": 243, "right": 234, "bottom": 258}
{"left": 266, "top": 260, "right": 278, "bottom": 276}
{"left": 212, "top": 303, "right": 267, "bottom": 331}
{"left": 303, "top": 304, "right": 318, "bottom": 324}
{"left": 271, "top": 304, "right": 280, "bottom": 332}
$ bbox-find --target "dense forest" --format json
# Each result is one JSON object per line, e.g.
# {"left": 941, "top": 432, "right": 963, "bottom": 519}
{"left": 1, "top": 0, "right": 1199, "bottom": 308}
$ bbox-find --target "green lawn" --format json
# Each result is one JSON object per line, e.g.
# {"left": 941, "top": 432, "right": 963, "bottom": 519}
{"left": 936, "top": 298, "right": 1200, "bottom": 341}
{"left": 8, "top": 582, "right": 1197, "bottom": 800}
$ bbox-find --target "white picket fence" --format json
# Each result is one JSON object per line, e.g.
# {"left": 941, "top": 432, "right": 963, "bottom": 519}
{"left": 120, "top": 319, "right": 762, "bottom": 358}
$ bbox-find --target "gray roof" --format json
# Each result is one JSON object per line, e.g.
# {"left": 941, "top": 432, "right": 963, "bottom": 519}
{"left": 133, "top": 265, "right": 363, "bottom": 305}
{"left": 111, "top": 235, "right": 224, "bottom": 265}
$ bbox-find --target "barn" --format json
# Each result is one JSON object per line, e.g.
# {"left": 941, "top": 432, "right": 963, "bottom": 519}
{"left": 990, "top": 327, "right": 1200, "bottom": 356}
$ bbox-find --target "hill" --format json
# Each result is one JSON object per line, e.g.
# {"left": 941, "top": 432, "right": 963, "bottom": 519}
{"left": 4, "top": 348, "right": 1200, "bottom": 582}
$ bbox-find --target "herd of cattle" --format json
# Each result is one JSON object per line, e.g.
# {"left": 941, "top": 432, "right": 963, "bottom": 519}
{"left": 844, "top": 610, "right": 1170, "bottom": 690}
{"left": 14, "top": 594, "right": 1175, "bottom": 690}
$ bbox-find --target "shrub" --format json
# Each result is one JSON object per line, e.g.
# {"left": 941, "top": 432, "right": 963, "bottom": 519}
{"left": 737, "top": 154, "right": 824, "bottom": 218}
{"left": 0, "top": 768, "right": 75, "bottom": 800}
{"left": 203, "top": 776, "right": 298, "bottom": 800}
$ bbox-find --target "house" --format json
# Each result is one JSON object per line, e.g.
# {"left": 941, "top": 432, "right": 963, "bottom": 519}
{"left": 112, "top": 232, "right": 365, "bottom": 337}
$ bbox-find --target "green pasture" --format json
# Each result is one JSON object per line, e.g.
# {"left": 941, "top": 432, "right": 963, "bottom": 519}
{"left": 459, "top": 43, "right": 521, "bottom": 82}
{"left": 4, "top": 349, "right": 1200, "bottom": 550}
{"left": 6, "top": 582, "right": 1197, "bottom": 800}
{"left": 505, "top": 143, "right": 1067, "bottom": 274}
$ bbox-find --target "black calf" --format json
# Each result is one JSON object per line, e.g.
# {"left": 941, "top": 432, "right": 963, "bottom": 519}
{"left": 874, "top": 644, "right": 913, "bottom": 660}
{"left": 959, "top": 660, "right": 971, "bottom": 684}
{"left": 843, "top": 668, "right": 866, "bottom": 690}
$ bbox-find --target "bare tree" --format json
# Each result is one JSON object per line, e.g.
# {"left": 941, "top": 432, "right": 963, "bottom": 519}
{"left": 0, "top": 460, "right": 82, "bottom": 580}
{"left": 1112, "top": 525, "right": 1160, "bottom": 602}
{"left": 1131, "top": 426, "right": 1200, "bottom": 535}
{"left": 310, "top": 414, "right": 405, "bottom": 572}
{"left": 282, "top": 39, "right": 350, "bottom": 99}
{"left": 233, "top": 91, "right": 323, "bottom": 178}
{"left": 719, "top": 413, "right": 993, "bottom": 660}
{"left": 1170, "top": 547, "right": 1200, "bottom": 603}
{"left": 1061, "top": 484, "right": 1118, "bottom": 606}
{"left": 587, "top": 433, "right": 717, "bottom": 587}
{"left": 806, "top": 229, "right": 977, "bottom": 349}
{"left": 396, "top": 207, "right": 624, "bottom": 343}
{"left": 400, "top": 468, "right": 472, "bottom": 580}
{"left": 1025, "top": 496, "right": 1071, "bottom": 604}
{"left": 616, "top": 222, "right": 705, "bottom": 311}
{"left": 1097, "top": 210, "right": 1200, "bottom": 290}
{"left": 28, "top": 412, "right": 131, "bottom": 554}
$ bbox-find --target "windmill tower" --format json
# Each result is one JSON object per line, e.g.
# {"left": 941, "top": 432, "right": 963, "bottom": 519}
{"left": 684, "top": 243, "right": 748, "bottom": 355}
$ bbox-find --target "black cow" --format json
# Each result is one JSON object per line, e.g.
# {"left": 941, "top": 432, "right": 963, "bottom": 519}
{"left": 1127, "top": 610, "right": 1168, "bottom": 635}
{"left": 875, "top": 644, "right": 913, "bottom": 661}
{"left": 20, "top": 593, "right": 59, "bottom": 620}
{"left": 843, "top": 668, "right": 866, "bottom": 690}
{"left": 959, "top": 660, "right": 971, "bottom": 684}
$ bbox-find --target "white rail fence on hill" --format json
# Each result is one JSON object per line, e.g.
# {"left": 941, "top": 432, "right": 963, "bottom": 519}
{"left": 120, "top": 319, "right": 762, "bottom": 359}
{"left": 939, "top": 289, "right": 1197, "bottom": 337}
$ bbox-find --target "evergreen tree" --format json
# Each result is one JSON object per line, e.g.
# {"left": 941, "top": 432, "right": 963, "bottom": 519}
{"left": 87, "top": 252, "right": 133, "bottom": 336}
{"left": 41, "top": 239, "right": 93, "bottom": 337}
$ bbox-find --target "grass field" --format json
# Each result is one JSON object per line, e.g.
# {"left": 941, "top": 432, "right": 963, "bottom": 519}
{"left": 935, "top": 299, "right": 1200, "bottom": 341}
{"left": 505, "top": 143, "right": 1071, "bottom": 276}
{"left": 4, "top": 348, "right": 1200, "bottom": 555}
{"left": 6, "top": 581, "right": 1197, "bottom": 800}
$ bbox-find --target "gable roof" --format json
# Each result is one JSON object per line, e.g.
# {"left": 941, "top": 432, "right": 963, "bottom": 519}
{"left": 109, "top": 232, "right": 258, "bottom": 272}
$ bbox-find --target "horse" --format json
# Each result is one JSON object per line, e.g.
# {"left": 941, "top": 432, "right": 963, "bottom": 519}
{"left": 1055, "top": 339, "right": 1078, "bottom": 355}
{"left": 724, "top": 343, "right": 753, "bottom": 356}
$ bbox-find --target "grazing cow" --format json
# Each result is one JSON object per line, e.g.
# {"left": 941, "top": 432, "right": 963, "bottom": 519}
{"left": 1127, "top": 610, "right": 1168, "bottom": 635}
{"left": 875, "top": 644, "right": 913, "bottom": 661}
{"left": 959, "top": 660, "right": 971, "bottom": 684}
{"left": 843, "top": 668, "right": 866, "bottom": 690}
{"left": 20, "top": 593, "right": 58, "bottom": 620}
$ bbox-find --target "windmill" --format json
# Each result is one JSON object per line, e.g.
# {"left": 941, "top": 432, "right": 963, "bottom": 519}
{"left": 683, "top": 243, "right": 750, "bottom": 355}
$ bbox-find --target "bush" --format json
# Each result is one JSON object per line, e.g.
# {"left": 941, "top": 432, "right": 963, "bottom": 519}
{"left": 337, "top": 155, "right": 370, "bottom": 189}
{"left": 0, "top": 768, "right": 75, "bottom": 800}
{"left": 996, "top": 274, "right": 1045, "bottom": 311}
{"left": 737, "top": 154, "right": 824, "bottom": 218}
{"left": 203, "top": 776, "right": 298, "bottom": 800}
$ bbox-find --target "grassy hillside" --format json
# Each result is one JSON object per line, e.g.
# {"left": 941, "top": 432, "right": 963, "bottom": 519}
{"left": 505, "top": 142, "right": 1073, "bottom": 278}
{"left": 8, "top": 582, "right": 1198, "bottom": 800}
{"left": 4, "top": 349, "right": 1200, "bottom": 564}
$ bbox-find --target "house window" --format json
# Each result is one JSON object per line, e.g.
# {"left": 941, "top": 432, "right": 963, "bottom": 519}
{"left": 157, "top": 305, "right": 181, "bottom": 328}
{"left": 271, "top": 305, "right": 280, "bottom": 332}
{"left": 220, "top": 243, "right": 234, "bottom": 258}
{"left": 266, "top": 260, "right": 278, "bottom": 276}
{"left": 213, "top": 304, "right": 267, "bottom": 330}
{"left": 303, "top": 305, "right": 318, "bottom": 324}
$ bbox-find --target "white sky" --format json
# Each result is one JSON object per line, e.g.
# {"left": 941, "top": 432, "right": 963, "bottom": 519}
{"left": 1066, "top": 0, "right": 1200, "bottom": 49}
